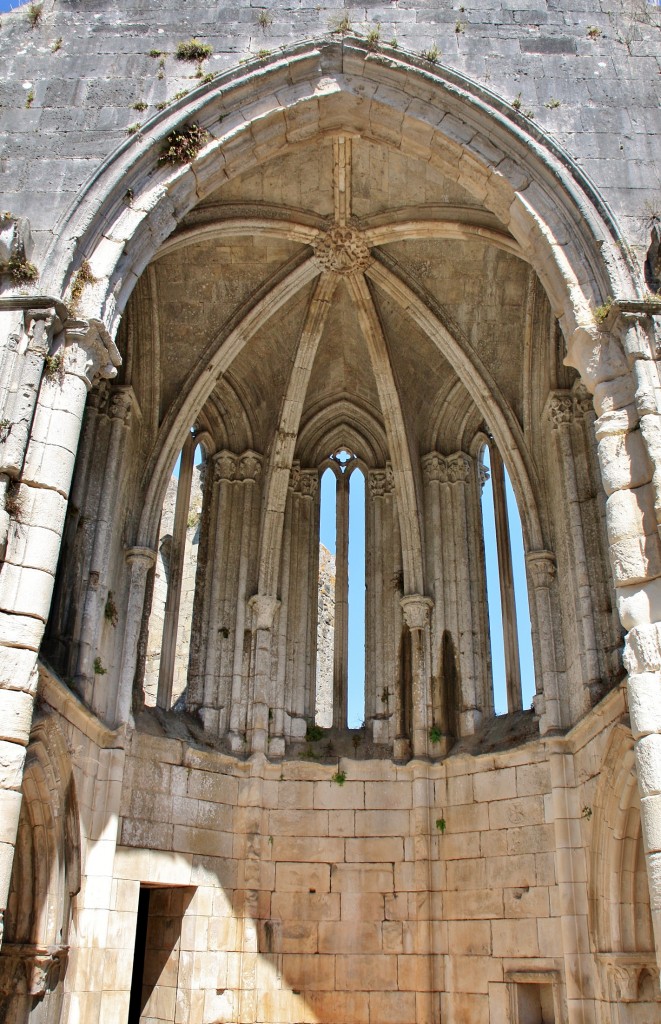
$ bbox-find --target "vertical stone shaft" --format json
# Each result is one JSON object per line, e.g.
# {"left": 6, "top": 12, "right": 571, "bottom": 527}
{"left": 206, "top": 453, "right": 235, "bottom": 735}
{"left": 0, "top": 316, "right": 119, "bottom": 944}
{"left": 550, "top": 393, "right": 601, "bottom": 694}
{"left": 526, "top": 550, "right": 562, "bottom": 733}
{"left": 114, "top": 546, "right": 157, "bottom": 726}
{"left": 75, "top": 387, "right": 133, "bottom": 699}
{"left": 489, "top": 444, "right": 523, "bottom": 712}
{"left": 156, "top": 431, "right": 196, "bottom": 710}
{"left": 232, "top": 455, "right": 262, "bottom": 741}
{"left": 401, "top": 596, "right": 433, "bottom": 758}
{"left": 333, "top": 472, "right": 349, "bottom": 729}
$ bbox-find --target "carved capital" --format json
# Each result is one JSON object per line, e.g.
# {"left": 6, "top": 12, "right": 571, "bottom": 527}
{"left": 547, "top": 391, "right": 573, "bottom": 428}
{"left": 526, "top": 549, "right": 557, "bottom": 588}
{"left": 59, "top": 318, "right": 121, "bottom": 390}
{"left": 109, "top": 387, "right": 134, "bottom": 425}
{"left": 421, "top": 451, "right": 447, "bottom": 484}
{"left": 214, "top": 450, "right": 237, "bottom": 482}
{"left": 125, "top": 545, "right": 157, "bottom": 571}
{"left": 289, "top": 461, "right": 301, "bottom": 492}
{"left": 400, "top": 594, "right": 433, "bottom": 631}
{"left": 249, "top": 594, "right": 280, "bottom": 631}
{"left": 237, "top": 450, "right": 262, "bottom": 482}
{"left": 447, "top": 451, "right": 472, "bottom": 484}
{"left": 369, "top": 469, "right": 387, "bottom": 497}
{"left": 0, "top": 943, "right": 68, "bottom": 998}
{"left": 298, "top": 469, "right": 319, "bottom": 499}
{"left": 573, "top": 382, "right": 594, "bottom": 417}
{"left": 313, "top": 226, "right": 372, "bottom": 276}
{"left": 478, "top": 461, "right": 490, "bottom": 491}
{"left": 597, "top": 952, "right": 661, "bottom": 1003}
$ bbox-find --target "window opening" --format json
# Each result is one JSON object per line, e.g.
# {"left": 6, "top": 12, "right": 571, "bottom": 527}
{"left": 315, "top": 468, "right": 336, "bottom": 728}
{"left": 480, "top": 443, "right": 535, "bottom": 714}
{"left": 145, "top": 431, "right": 206, "bottom": 710}
{"left": 315, "top": 449, "right": 366, "bottom": 729}
{"left": 347, "top": 466, "right": 365, "bottom": 728}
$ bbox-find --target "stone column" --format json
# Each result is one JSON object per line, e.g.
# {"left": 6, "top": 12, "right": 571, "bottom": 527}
{"left": 0, "top": 315, "right": 119, "bottom": 947}
{"left": 400, "top": 594, "right": 433, "bottom": 759}
{"left": 155, "top": 431, "right": 196, "bottom": 710}
{"left": 0, "top": 304, "right": 62, "bottom": 561}
{"left": 367, "top": 469, "right": 387, "bottom": 740}
{"left": 205, "top": 451, "right": 237, "bottom": 739}
{"left": 114, "top": 546, "right": 157, "bottom": 727}
{"left": 75, "top": 387, "right": 134, "bottom": 706}
{"left": 525, "top": 549, "right": 562, "bottom": 733}
{"left": 333, "top": 471, "right": 349, "bottom": 729}
{"left": 568, "top": 305, "right": 661, "bottom": 982}
{"left": 488, "top": 444, "right": 523, "bottom": 712}
{"left": 548, "top": 391, "right": 601, "bottom": 710}
{"left": 447, "top": 452, "right": 482, "bottom": 735}
{"left": 247, "top": 594, "right": 280, "bottom": 755}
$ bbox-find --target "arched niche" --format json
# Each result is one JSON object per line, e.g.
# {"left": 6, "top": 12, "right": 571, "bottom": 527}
{"left": 0, "top": 713, "right": 81, "bottom": 1024}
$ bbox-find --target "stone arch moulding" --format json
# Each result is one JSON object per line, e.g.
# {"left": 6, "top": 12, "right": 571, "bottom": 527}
{"left": 39, "top": 38, "right": 638, "bottom": 366}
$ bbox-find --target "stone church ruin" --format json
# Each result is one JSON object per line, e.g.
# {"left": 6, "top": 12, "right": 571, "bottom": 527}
{"left": 0, "top": 0, "right": 660, "bottom": 1021}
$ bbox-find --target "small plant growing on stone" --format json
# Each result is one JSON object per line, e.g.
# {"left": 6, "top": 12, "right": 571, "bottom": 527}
{"left": 545, "top": 98, "right": 561, "bottom": 109}
{"left": 173, "top": 90, "right": 189, "bottom": 102}
{"left": 435, "top": 816, "right": 447, "bottom": 833}
{"left": 366, "top": 24, "right": 381, "bottom": 50}
{"left": 201, "top": 73, "right": 215, "bottom": 84}
{"left": 257, "top": 9, "right": 272, "bottom": 29}
{"left": 0, "top": 419, "right": 11, "bottom": 443}
{"left": 93, "top": 657, "right": 107, "bottom": 676}
{"left": 51, "top": 36, "right": 62, "bottom": 52}
{"left": 429, "top": 725, "right": 442, "bottom": 744}
{"left": 420, "top": 43, "right": 440, "bottom": 63}
{"left": 26, "top": 2, "right": 42, "bottom": 28}
{"left": 104, "top": 592, "right": 119, "bottom": 627}
{"left": 389, "top": 37, "right": 398, "bottom": 48}
{"left": 176, "top": 38, "right": 212, "bottom": 62}
{"left": 512, "top": 93, "right": 522, "bottom": 110}
{"left": 306, "top": 722, "right": 325, "bottom": 742}
{"left": 593, "top": 296, "right": 613, "bottom": 324}
{"left": 149, "top": 49, "right": 164, "bottom": 58}
{"left": 4, "top": 254, "right": 39, "bottom": 285}
{"left": 586, "top": 25, "right": 601, "bottom": 38}
{"left": 126, "top": 123, "right": 141, "bottom": 135}
{"left": 159, "top": 123, "right": 208, "bottom": 165}
{"left": 256, "top": 49, "right": 272, "bottom": 59}
{"left": 330, "top": 14, "right": 352, "bottom": 34}
{"left": 133, "top": 101, "right": 148, "bottom": 112}
{"left": 187, "top": 508, "right": 201, "bottom": 528}
{"left": 455, "top": 20, "right": 465, "bottom": 33}
{"left": 5, "top": 482, "right": 25, "bottom": 522}
{"left": 69, "top": 259, "right": 97, "bottom": 311}
{"left": 43, "top": 352, "right": 65, "bottom": 384}
{"left": 331, "top": 770, "right": 346, "bottom": 786}
{"left": 155, "top": 101, "right": 168, "bottom": 111}
{"left": 582, "top": 805, "right": 593, "bottom": 820}
{"left": 25, "top": 90, "right": 35, "bottom": 109}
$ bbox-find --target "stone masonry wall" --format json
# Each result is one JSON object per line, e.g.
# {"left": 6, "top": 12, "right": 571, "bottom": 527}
{"left": 0, "top": 0, "right": 659, "bottom": 272}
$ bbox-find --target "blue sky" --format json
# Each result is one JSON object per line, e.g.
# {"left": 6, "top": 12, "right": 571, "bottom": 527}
{"left": 0, "top": 0, "right": 24, "bottom": 12}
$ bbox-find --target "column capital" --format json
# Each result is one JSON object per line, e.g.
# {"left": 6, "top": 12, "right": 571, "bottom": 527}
{"left": 125, "top": 545, "right": 157, "bottom": 569}
{"left": 421, "top": 451, "right": 447, "bottom": 484}
{"left": 59, "top": 318, "right": 121, "bottom": 390}
{"left": 400, "top": 594, "right": 433, "bottom": 631}
{"left": 447, "top": 451, "right": 472, "bottom": 484}
{"left": 546, "top": 390, "right": 573, "bottom": 428}
{"left": 109, "top": 387, "right": 134, "bottom": 425}
{"left": 249, "top": 594, "right": 280, "bottom": 631}
{"left": 237, "top": 450, "right": 263, "bottom": 482}
{"left": 298, "top": 469, "right": 319, "bottom": 499}
{"left": 214, "top": 450, "right": 238, "bottom": 482}
{"left": 526, "top": 549, "right": 557, "bottom": 587}
{"left": 368, "top": 468, "right": 387, "bottom": 497}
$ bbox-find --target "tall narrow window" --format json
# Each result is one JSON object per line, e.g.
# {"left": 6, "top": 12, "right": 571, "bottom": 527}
{"left": 315, "top": 449, "right": 366, "bottom": 728}
{"left": 315, "top": 468, "right": 336, "bottom": 728}
{"left": 145, "top": 431, "right": 206, "bottom": 709}
{"left": 480, "top": 443, "right": 535, "bottom": 714}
